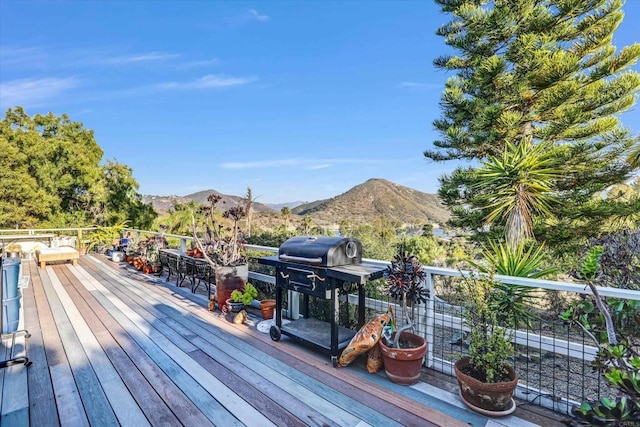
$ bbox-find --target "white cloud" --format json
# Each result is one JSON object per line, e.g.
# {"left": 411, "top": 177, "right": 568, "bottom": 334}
{"left": 0, "top": 46, "right": 46, "bottom": 67}
{"left": 0, "top": 77, "right": 79, "bottom": 108}
{"left": 221, "top": 157, "right": 383, "bottom": 170}
{"left": 222, "top": 158, "right": 306, "bottom": 169}
{"left": 248, "top": 9, "right": 270, "bottom": 22}
{"left": 155, "top": 74, "right": 256, "bottom": 90}
{"left": 399, "top": 81, "right": 441, "bottom": 89}
{"left": 101, "top": 52, "right": 181, "bottom": 64}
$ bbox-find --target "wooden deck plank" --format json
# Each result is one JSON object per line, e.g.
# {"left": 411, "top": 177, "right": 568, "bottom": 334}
{"left": 61, "top": 266, "right": 213, "bottom": 427}
{"left": 68, "top": 265, "right": 246, "bottom": 426}
{"left": 22, "top": 262, "right": 59, "bottom": 427}
{"left": 55, "top": 265, "right": 181, "bottom": 427}
{"left": 42, "top": 266, "right": 119, "bottom": 426}
{"left": 84, "top": 261, "right": 357, "bottom": 427}
{"left": 77, "top": 262, "right": 282, "bottom": 427}
{"left": 51, "top": 265, "right": 151, "bottom": 427}
{"left": 96, "top": 258, "right": 478, "bottom": 427}
{"left": 87, "top": 259, "right": 385, "bottom": 426}
{"left": 86, "top": 258, "right": 452, "bottom": 425}
{"left": 92, "top": 261, "right": 345, "bottom": 427}
{"left": 31, "top": 266, "right": 87, "bottom": 427}
{"left": 0, "top": 336, "right": 29, "bottom": 426}
{"left": 3, "top": 255, "right": 568, "bottom": 427}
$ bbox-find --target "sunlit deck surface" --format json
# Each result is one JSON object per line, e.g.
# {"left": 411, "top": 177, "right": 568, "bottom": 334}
{"left": 1, "top": 255, "right": 567, "bottom": 426}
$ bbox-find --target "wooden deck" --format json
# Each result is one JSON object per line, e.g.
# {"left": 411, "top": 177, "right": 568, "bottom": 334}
{"left": 0, "top": 255, "right": 568, "bottom": 426}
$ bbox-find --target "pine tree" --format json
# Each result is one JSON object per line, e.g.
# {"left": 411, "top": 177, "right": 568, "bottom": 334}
{"left": 427, "top": 0, "right": 640, "bottom": 254}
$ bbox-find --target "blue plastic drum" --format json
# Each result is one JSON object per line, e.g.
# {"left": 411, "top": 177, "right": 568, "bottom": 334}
{"left": 2, "top": 257, "right": 21, "bottom": 299}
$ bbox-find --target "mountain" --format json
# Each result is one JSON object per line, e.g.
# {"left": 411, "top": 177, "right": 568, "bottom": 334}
{"left": 143, "top": 179, "right": 451, "bottom": 226}
{"left": 142, "top": 190, "right": 274, "bottom": 214}
{"left": 292, "top": 178, "right": 450, "bottom": 225}
{"left": 265, "top": 201, "right": 307, "bottom": 211}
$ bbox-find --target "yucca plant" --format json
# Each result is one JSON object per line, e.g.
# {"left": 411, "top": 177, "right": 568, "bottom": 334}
{"left": 473, "top": 140, "right": 560, "bottom": 248}
{"left": 470, "top": 240, "right": 555, "bottom": 328}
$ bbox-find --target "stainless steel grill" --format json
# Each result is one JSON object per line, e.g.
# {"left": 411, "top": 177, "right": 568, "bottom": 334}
{"left": 258, "top": 236, "right": 385, "bottom": 366}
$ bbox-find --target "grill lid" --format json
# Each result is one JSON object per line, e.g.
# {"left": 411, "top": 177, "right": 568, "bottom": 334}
{"left": 278, "top": 236, "right": 362, "bottom": 267}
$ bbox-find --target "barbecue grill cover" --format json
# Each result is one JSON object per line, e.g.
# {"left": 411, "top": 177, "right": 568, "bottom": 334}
{"left": 278, "top": 236, "right": 362, "bottom": 267}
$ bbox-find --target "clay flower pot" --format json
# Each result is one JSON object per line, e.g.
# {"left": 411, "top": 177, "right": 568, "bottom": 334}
{"left": 260, "top": 299, "right": 276, "bottom": 319}
{"left": 378, "top": 331, "right": 426, "bottom": 385}
{"left": 454, "top": 356, "right": 518, "bottom": 413}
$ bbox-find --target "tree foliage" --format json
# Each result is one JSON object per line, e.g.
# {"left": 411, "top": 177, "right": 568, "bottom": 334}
{"left": 427, "top": 0, "right": 640, "bottom": 255}
{"left": 0, "top": 107, "right": 155, "bottom": 228}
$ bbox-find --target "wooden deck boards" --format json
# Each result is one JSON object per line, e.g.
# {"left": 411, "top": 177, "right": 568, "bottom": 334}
{"left": 0, "top": 255, "right": 567, "bottom": 427}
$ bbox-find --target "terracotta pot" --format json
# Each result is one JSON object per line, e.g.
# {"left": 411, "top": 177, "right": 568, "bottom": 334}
{"left": 133, "top": 257, "right": 145, "bottom": 271}
{"left": 142, "top": 264, "right": 152, "bottom": 274}
{"left": 260, "top": 299, "right": 276, "bottom": 319}
{"left": 215, "top": 264, "right": 248, "bottom": 312}
{"left": 454, "top": 356, "right": 518, "bottom": 412}
{"left": 378, "top": 331, "right": 426, "bottom": 385}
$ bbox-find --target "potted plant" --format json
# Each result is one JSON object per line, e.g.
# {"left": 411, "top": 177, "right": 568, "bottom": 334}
{"left": 259, "top": 298, "right": 277, "bottom": 320}
{"left": 227, "top": 283, "right": 258, "bottom": 313}
{"left": 5, "top": 243, "right": 22, "bottom": 258}
{"left": 453, "top": 273, "right": 518, "bottom": 415}
{"left": 378, "top": 248, "right": 428, "bottom": 385}
{"left": 192, "top": 193, "right": 249, "bottom": 312}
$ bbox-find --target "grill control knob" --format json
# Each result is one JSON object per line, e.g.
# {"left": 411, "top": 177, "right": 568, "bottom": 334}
{"left": 345, "top": 241, "right": 358, "bottom": 259}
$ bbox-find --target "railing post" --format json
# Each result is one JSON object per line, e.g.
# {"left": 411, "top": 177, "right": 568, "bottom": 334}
{"left": 180, "top": 238, "right": 187, "bottom": 254}
{"left": 425, "top": 271, "right": 435, "bottom": 368}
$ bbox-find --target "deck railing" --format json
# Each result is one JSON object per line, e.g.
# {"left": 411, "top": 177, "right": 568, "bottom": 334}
{"left": 11, "top": 227, "right": 639, "bottom": 416}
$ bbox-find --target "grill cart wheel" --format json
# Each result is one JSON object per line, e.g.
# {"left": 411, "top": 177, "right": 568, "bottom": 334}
{"left": 270, "top": 325, "right": 281, "bottom": 341}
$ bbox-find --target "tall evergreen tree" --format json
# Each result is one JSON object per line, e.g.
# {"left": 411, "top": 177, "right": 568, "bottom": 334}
{"left": 427, "top": 0, "right": 640, "bottom": 254}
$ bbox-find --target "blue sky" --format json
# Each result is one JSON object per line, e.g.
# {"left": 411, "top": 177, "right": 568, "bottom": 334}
{"left": 1, "top": 1, "right": 639, "bottom": 204}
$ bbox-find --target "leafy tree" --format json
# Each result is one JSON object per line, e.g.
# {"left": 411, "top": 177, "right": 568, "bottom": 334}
{"left": 280, "top": 206, "right": 291, "bottom": 229}
{"left": 427, "top": 0, "right": 640, "bottom": 256}
{"left": 396, "top": 235, "right": 442, "bottom": 266}
{"left": 157, "top": 200, "right": 204, "bottom": 236}
{"left": 0, "top": 107, "right": 155, "bottom": 228}
{"left": 100, "top": 160, "right": 155, "bottom": 229}
{"left": 0, "top": 137, "right": 55, "bottom": 227}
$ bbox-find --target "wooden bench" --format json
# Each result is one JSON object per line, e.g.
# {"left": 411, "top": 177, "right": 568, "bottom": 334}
{"left": 36, "top": 246, "right": 79, "bottom": 268}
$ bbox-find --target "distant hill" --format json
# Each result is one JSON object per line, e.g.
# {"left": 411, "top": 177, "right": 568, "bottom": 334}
{"left": 142, "top": 190, "right": 274, "bottom": 214}
{"left": 143, "top": 179, "right": 450, "bottom": 227}
{"left": 266, "top": 201, "right": 307, "bottom": 211}
{"left": 292, "top": 178, "right": 450, "bottom": 225}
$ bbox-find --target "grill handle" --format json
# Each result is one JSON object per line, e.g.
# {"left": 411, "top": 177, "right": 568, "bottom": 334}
{"left": 278, "top": 254, "right": 323, "bottom": 264}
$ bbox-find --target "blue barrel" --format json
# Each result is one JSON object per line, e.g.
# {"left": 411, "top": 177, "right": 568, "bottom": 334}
{"left": 2, "top": 257, "right": 21, "bottom": 299}
{"left": 2, "top": 295, "right": 21, "bottom": 333}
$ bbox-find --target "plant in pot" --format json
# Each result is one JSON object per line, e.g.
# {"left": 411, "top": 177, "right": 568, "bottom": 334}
{"left": 259, "top": 298, "right": 277, "bottom": 320}
{"left": 454, "top": 273, "right": 518, "bottom": 415}
{"left": 378, "top": 247, "right": 428, "bottom": 385}
{"left": 5, "top": 243, "right": 22, "bottom": 258}
{"left": 192, "top": 193, "right": 248, "bottom": 313}
{"left": 227, "top": 283, "right": 258, "bottom": 313}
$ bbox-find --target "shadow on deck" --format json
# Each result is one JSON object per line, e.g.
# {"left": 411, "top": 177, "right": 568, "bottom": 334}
{"left": 0, "top": 255, "right": 568, "bottom": 426}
